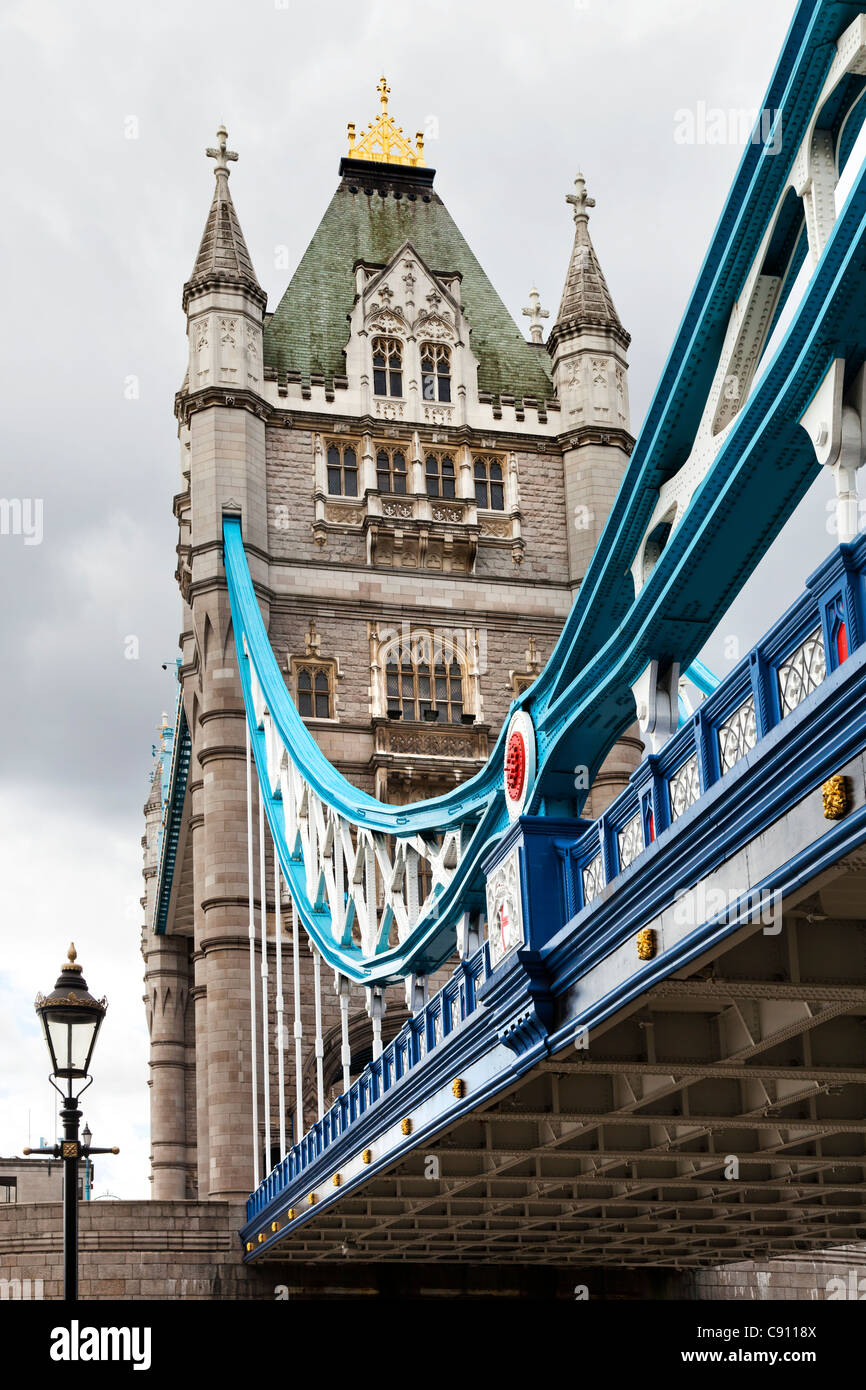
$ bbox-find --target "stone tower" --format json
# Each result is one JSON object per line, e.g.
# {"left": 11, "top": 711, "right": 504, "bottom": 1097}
{"left": 141, "top": 84, "right": 640, "bottom": 1201}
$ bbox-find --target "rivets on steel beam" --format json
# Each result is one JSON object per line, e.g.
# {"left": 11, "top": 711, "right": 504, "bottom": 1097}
{"left": 257, "top": 1231, "right": 265, "bottom": 1243}
{"left": 270, "top": 1220, "right": 281, "bottom": 1233}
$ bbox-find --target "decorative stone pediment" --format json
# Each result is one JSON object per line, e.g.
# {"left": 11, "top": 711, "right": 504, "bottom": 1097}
{"left": 365, "top": 304, "right": 411, "bottom": 337}
{"left": 413, "top": 308, "right": 456, "bottom": 343}
{"left": 345, "top": 241, "right": 479, "bottom": 421}
{"left": 359, "top": 246, "right": 460, "bottom": 342}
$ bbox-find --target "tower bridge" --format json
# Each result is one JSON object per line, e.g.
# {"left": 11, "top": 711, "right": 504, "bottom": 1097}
{"left": 240, "top": 536, "right": 866, "bottom": 1264}
{"left": 140, "top": 0, "right": 866, "bottom": 1292}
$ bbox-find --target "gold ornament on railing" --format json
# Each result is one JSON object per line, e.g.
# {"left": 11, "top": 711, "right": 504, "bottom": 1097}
{"left": 346, "top": 76, "right": 425, "bottom": 167}
{"left": 636, "top": 927, "right": 657, "bottom": 961}
{"left": 822, "top": 774, "right": 849, "bottom": 820}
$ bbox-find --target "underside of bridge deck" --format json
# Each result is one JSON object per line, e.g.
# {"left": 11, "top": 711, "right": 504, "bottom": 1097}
{"left": 254, "top": 857, "right": 866, "bottom": 1268}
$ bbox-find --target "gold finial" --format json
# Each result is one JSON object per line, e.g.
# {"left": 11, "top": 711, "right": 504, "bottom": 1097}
{"left": 346, "top": 78, "right": 425, "bottom": 167}
{"left": 63, "top": 943, "right": 82, "bottom": 973}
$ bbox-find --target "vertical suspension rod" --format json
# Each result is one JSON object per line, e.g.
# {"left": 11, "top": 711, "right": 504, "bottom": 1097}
{"left": 258, "top": 784, "right": 271, "bottom": 1172}
{"left": 245, "top": 722, "right": 260, "bottom": 1190}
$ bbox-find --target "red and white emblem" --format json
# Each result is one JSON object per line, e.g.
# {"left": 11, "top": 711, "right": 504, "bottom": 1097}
{"left": 503, "top": 710, "right": 536, "bottom": 820}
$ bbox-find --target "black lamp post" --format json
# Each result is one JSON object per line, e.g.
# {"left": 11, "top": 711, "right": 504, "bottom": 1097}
{"left": 25, "top": 944, "right": 118, "bottom": 1300}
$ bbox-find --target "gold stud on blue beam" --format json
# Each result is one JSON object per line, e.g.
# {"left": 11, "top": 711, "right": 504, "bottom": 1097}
{"left": 307, "top": 1192, "right": 317, "bottom": 1206}
{"left": 401, "top": 1117, "right": 412, "bottom": 1135}
{"left": 271, "top": 1220, "right": 280, "bottom": 1233}
{"left": 637, "top": 927, "right": 656, "bottom": 961}
{"left": 362, "top": 1149, "right": 372, "bottom": 1164}
{"left": 287, "top": 1207, "right": 295, "bottom": 1220}
{"left": 333, "top": 1173, "right": 342, "bottom": 1187}
{"left": 257, "top": 1231, "right": 265, "bottom": 1244}
{"left": 452, "top": 1078, "right": 466, "bottom": 1098}
{"left": 823, "top": 774, "right": 848, "bottom": 819}
{"left": 245, "top": 1241, "right": 253, "bottom": 1252}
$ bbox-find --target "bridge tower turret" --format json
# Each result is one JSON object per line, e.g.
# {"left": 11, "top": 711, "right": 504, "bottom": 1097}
{"left": 146, "top": 127, "right": 271, "bottom": 1201}
{"left": 548, "top": 172, "right": 633, "bottom": 591}
{"left": 548, "top": 173, "right": 641, "bottom": 813}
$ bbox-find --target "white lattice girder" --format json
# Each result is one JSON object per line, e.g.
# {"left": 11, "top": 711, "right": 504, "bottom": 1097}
{"left": 247, "top": 663, "right": 465, "bottom": 957}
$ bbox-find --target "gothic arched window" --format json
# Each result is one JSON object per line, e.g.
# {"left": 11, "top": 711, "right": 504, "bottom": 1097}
{"left": 376, "top": 446, "right": 408, "bottom": 495}
{"left": 294, "top": 663, "right": 334, "bottom": 719}
{"left": 420, "top": 344, "right": 451, "bottom": 403}
{"left": 326, "top": 443, "right": 358, "bottom": 497}
{"left": 372, "top": 337, "right": 403, "bottom": 397}
{"left": 473, "top": 455, "right": 505, "bottom": 510}
{"left": 425, "top": 453, "right": 456, "bottom": 500}
{"left": 385, "top": 635, "right": 465, "bottom": 724}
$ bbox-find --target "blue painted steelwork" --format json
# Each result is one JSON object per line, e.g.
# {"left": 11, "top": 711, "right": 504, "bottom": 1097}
{"left": 242, "top": 533, "right": 866, "bottom": 1250}
{"left": 226, "top": 0, "right": 866, "bottom": 985}
{"left": 152, "top": 693, "right": 191, "bottom": 937}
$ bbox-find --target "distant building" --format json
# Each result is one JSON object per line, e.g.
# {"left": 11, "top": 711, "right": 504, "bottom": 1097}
{"left": 0, "top": 1157, "right": 92, "bottom": 1204}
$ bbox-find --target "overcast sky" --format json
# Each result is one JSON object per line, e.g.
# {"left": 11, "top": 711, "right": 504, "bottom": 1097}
{"left": 1, "top": 0, "right": 848, "bottom": 1199}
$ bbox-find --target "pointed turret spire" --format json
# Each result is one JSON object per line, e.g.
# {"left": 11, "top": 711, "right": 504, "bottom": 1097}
{"left": 182, "top": 126, "right": 266, "bottom": 312}
{"left": 552, "top": 172, "right": 626, "bottom": 341}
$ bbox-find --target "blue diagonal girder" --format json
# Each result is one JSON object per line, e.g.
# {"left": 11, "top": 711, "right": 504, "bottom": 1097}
{"left": 224, "top": 0, "right": 866, "bottom": 982}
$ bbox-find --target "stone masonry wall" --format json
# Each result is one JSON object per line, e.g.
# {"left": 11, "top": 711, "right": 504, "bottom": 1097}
{"left": 2, "top": 1202, "right": 863, "bottom": 1300}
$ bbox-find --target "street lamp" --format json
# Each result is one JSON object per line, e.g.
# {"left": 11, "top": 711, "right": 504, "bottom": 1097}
{"left": 24, "top": 944, "right": 118, "bottom": 1300}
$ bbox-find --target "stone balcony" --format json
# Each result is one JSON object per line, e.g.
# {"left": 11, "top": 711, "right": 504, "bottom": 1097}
{"left": 370, "top": 716, "right": 489, "bottom": 799}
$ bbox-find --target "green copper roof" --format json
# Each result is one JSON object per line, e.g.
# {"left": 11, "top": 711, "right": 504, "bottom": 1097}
{"left": 264, "top": 167, "right": 553, "bottom": 402}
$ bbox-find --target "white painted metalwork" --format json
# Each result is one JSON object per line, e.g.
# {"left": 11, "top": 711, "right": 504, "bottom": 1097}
{"left": 274, "top": 857, "right": 287, "bottom": 1161}
{"left": 669, "top": 753, "right": 701, "bottom": 820}
{"left": 292, "top": 895, "right": 304, "bottom": 1138}
{"left": 245, "top": 723, "right": 260, "bottom": 1190}
{"left": 248, "top": 664, "right": 466, "bottom": 960}
{"left": 257, "top": 790, "right": 271, "bottom": 1170}
{"left": 718, "top": 695, "right": 758, "bottom": 773}
{"left": 336, "top": 973, "right": 352, "bottom": 1094}
{"left": 617, "top": 811, "right": 644, "bottom": 871}
{"left": 778, "top": 627, "right": 827, "bottom": 717}
{"left": 313, "top": 946, "right": 325, "bottom": 1121}
{"left": 368, "top": 986, "right": 386, "bottom": 1061}
{"left": 582, "top": 853, "right": 604, "bottom": 904}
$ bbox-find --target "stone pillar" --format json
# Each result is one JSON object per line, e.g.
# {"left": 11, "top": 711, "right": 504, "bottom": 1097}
{"left": 188, "top": 741, "right": 210, "bottom": 1192}
{"left": 146, "top": 935, "right": 190, "bottom": 1200}
{"left": 194, "top": 587, "right": 267, "bottom": 1200}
